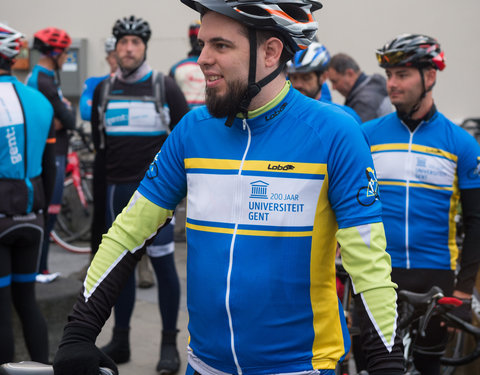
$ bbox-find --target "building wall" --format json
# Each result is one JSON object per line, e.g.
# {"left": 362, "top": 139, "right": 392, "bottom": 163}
{"left": 3, "top": 0, "right": 479, "bottom": 122}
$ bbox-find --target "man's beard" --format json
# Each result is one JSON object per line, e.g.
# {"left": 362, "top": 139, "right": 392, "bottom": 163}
{"left": 205, "top": 79, "right": 248, "bottom": 118}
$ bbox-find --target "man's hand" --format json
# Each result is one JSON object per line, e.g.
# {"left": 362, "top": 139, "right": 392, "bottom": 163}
{"left": 451, "top": 290, "right": 473, "bottom": 323}
{"left": 53, "top": 325, "right": 118, "bottom": 375}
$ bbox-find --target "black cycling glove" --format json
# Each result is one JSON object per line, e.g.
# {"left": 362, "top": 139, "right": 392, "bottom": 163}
{"left": 53, "top": 324, "right": 118, "bottom": 375}
{"left": 450, "top": 298, "right": 472, "bottom": 323}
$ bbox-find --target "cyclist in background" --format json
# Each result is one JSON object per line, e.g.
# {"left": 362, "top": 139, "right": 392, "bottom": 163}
{"left": 89, "top": 15, "right": 189, "bottom": 373}
{"left": 169, "top": 21, "right": 205, "bottom": 110}
{"left": 79, "top": 36, "right": 117, "bottom": 122}
{"left": 26, "top": 27, "right": 76, "bottom": 283}
{"left": 53, "top": 2, "right": 404, "bottom": 375}
{"left": 363, "top": 33, "right": 480, "bottom": 375}
{"left": 287, "top": 41, "right": 361, "bottom": 123}
{"left": 0, "top": 23, "right": 56, "bottom": 364}
{"left": 71, "top": 36, "right": 118, "bottom": 283}
{"left": 327, "top": 52, "right": 392, "bottom": 123}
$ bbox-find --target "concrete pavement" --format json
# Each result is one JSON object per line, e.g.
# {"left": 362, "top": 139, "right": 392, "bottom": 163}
{"left": 48, "top": 240, "right": 189, "bottom": 375}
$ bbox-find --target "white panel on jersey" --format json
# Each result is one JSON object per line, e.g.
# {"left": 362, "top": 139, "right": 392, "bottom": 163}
{"left": 187, "top": 173, "right": 324, "bottom": 227}
{"left": 373, "top": 151, "right": 456, "bottom": 187}
{"left": 0, "top": 83, "right": 24, "bottom": 127}
{"left": 104, "top": 101, "right": 169, "bottom": 134}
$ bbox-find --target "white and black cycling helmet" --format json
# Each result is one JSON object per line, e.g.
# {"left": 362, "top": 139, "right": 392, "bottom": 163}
{"left": 181, "top": 0, "right": 321, "bottom": 54}
{"left": 112, "top": 15, "right": 151, "bottom": 45}
{"left": 287, "top": 41, "right": 330, "bottom": 74}
{"left": 181, "top": 0, "right": 322, "bottom": 126}
{"left": 0, "top": 23, "right": 24, "bottom": 61}
{"left": 376, "top": 33, "right": 445, "bottom": 71}
{"left": 104, "top": 36, "right": 116, "bottom": 53}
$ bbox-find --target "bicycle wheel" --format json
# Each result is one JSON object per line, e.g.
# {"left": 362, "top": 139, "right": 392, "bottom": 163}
{"left": 52, "top": 175, "right": 93, "bottom": 252}
{"left": 50, "top": 230, "right": 90, "bottom": 254}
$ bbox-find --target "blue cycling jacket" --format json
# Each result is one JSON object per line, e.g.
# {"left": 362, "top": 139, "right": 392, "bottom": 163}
{"left": 363, "top": 111, "right": 480, "bottom": 270}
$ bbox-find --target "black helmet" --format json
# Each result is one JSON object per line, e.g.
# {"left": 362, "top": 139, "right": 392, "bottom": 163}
{"left": 376, "top": 33, "right": 445, "bottom": 71}
{"left": 180, "top": 0, "right": 321, "bottom": 54}
{"left": 112, "top": 15, "right": 151, "bottom": 45}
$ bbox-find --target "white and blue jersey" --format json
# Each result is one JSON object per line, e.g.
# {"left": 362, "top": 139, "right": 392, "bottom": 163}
{"left": 0, "top": 74, "right": 55, "bottom": 214}
{"left": 363, "top": 111, "right": 480, "bottom": 270}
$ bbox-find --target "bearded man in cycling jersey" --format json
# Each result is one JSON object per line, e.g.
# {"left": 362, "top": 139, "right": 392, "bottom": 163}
{"left": 362, "top": 34, "right": 480, "bottom": 375}
{"left": 86, "top": 15, "right": 189, "bottom": 374}
{"left": 53, "top": 2, "right": 404, "bottom": 375}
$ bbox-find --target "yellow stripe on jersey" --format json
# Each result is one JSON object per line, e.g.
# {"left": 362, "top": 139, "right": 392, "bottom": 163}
{"left": 310, "top": 174, "right": 344, "bottom": 370}
{"left": 185, "top": 158, "right": 327, "bottom": 175}
{"left": 186, "top": 222, "right": 312, "bottom": 237}
{"left": 448, "top": 173, "right": 461, "bottom": 270}
{"left": 371, "top": 143, "right": 458, "bottom": 162}
{"left": 379, "top": 180, "right": 454, "bottom": 191}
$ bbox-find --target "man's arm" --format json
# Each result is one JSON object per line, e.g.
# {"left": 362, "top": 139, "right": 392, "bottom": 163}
{"left": 41, "top": 119, "right": 57, "bottom": 206}
{"left": 37, "top": 73, "right": 76, "bottom": 130}
{"left": 54, "top": 192, "right": 173, "bottom": 375}
{"left": 337, "top": 223, "right": 404, "bottom": 374}
{"left": 455, "top": 188, "right": 480, "bottom": 296}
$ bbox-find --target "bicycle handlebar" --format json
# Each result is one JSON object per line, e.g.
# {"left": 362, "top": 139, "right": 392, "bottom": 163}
{"left": 398, "top": 286, "right": 480, "bottom": 367}
{"left": 0, "top": 362, "right": 114, "bottom": 375}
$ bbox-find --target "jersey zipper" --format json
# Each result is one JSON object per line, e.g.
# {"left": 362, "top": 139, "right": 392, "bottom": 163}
{"left": 226, "top": 118, "right": 251, "bottom": 375}
{"left": 403, "top": 121, "right": 423, "bottom": 269}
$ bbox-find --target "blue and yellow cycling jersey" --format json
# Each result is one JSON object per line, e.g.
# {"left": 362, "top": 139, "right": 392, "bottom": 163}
{"left": 134, "top": 83, "right": 397, "bottom": 373}
{"left": 72, "top": 83, "right": 401, "bottom": 375}
{"left": 363, "top": 111, "right": 480, "bottom": 270}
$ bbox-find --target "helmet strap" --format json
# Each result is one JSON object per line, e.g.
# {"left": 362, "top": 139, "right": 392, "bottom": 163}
{"left": 224, "top": 28, "right": 285, "bottom": 127}
{"left": 399, "top": 66, "right": 428, "bottom": 122}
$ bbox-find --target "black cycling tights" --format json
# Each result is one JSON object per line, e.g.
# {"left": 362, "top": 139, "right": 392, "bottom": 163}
{"left": 114, "top": 252, "right": 180, "bottom": 331}
{"left": 0, "top": 218, "right": 49, "bottom": 364}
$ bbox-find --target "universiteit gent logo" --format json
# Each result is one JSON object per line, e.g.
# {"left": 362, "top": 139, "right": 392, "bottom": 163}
{"left": 250, "top": 180, "right": 269, "bottom": 199}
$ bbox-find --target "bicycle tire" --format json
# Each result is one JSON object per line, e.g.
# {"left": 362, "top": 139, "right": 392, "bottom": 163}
{"left": 50, "top": 230, "right": 91, "bottom": 254}
{"left": 53, "top": 175, "right": 93, "bottom": 244}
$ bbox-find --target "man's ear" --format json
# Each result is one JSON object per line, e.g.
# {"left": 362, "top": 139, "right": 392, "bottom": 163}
{"left": 424, "top": 67, "right": 437, "bottom": 90}
{"left": 318, "top": 71, "right": 327, "bottom": 86}
{"left": 262, "top": 37, "right": 283, "bottom": 68}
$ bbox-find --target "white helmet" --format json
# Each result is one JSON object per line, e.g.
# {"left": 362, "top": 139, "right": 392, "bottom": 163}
{"left": 0, "top": 23, "right": 24, "bottom": 60}
{"left": 105, "top": 35, "right": 116, "bottom": 53}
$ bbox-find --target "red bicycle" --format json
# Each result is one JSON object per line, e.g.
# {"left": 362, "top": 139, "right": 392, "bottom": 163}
{"left": 50, "top": 125, "right": 93, "bottom": 253}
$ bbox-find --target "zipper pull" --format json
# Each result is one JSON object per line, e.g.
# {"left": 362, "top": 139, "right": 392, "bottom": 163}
{"left": 243, "top": 118, "right": 247, "bottom": 131}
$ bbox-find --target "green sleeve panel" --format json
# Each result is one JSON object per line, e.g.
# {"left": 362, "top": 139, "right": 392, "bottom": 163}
{"left": 336, "top": 222, "right": 398, "bottom": 350}
{"left": 84, "top": 191, "right": 174, "bottom": 298}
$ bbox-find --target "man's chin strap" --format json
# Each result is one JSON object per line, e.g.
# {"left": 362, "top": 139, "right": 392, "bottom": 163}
{"left": 398, "top": 65, "right": 435, "bottom": 124}
{"left": 224, "top": 28, "right": 285, "bottom": 127}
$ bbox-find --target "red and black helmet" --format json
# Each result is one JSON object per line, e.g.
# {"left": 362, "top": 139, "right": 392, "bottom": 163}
{"left": 33, "top": 27, "right": 72, "bottom": 56}
{"left": 376, "top": 33, "right": 446, "bottom": 71}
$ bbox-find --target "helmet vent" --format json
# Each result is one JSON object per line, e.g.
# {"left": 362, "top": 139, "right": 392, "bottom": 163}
{"left": 236, "top": 5, "right": 270, "bottom": 17}
{"left": 278, "top": 4, "right": 309, "bottom": 22}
